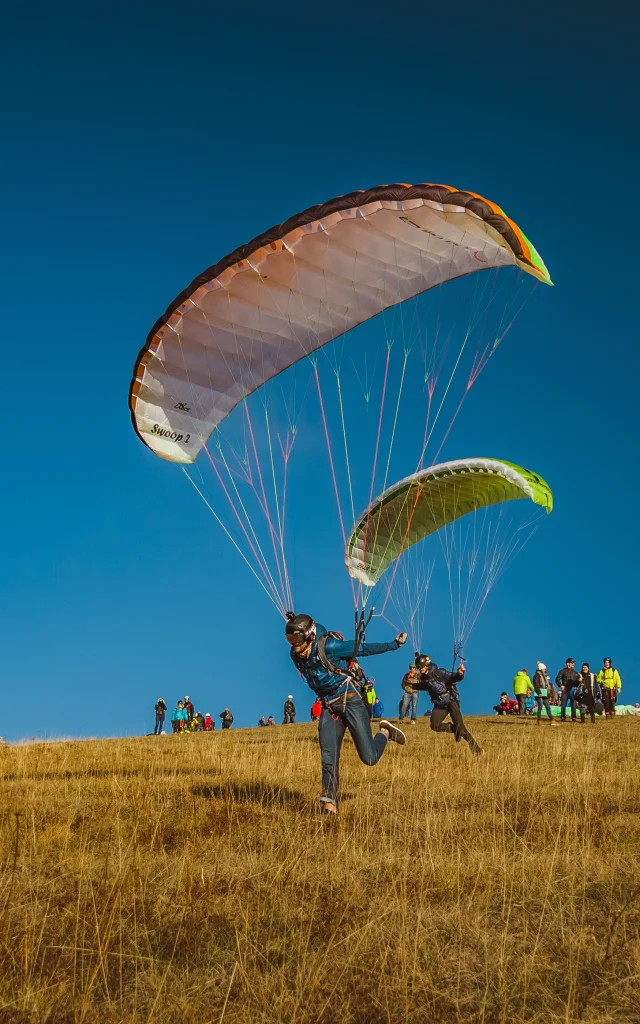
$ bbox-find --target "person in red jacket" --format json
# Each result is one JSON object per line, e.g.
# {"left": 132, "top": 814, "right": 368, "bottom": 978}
{"left": 310, "top": 698, "right": 322, "bottom": 721}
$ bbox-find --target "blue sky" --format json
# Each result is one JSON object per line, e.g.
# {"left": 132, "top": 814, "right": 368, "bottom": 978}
{"left": 1, "top": 0, "right": 637, "bottom": 739}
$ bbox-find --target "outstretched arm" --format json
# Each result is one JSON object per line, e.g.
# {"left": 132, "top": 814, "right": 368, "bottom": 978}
{"left": 446, "top": 668, "right": 465, "bottom": 685}
{"left": 326, "top": 634, "right": 405, "bottom": 660}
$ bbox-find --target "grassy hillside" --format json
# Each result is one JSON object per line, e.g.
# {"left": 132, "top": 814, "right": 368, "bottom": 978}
{"left": 1, "top": 717, "right": 639, "bottom": 1023}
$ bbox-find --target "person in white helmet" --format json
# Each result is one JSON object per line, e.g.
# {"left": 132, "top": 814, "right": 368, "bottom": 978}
{"left": 283, "top": 695, "right": 296, "bottom": 724}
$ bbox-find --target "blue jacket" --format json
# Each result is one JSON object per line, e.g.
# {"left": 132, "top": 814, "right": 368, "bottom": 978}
{"left": 371, "top": 700, "right": 384, "bottom": 718}
{"left": 171, "top": 706, "right": 188, "bottom": 722}
{"left": 413, "top": 664, "right": 464, "bottom": 709}
{"left": 290, "top": 623, "right": 400, "bottom": 699}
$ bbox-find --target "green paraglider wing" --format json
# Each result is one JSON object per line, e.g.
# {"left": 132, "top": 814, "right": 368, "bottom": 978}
{"left": 346, "top": 458, "right": 553, "bottom": 587}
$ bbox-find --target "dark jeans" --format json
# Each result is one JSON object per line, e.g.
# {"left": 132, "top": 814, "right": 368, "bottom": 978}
{"left": 399, "top": 691, "right": 419, "bottom": 721}
{"left": 516, "top": 694, "right": 526, "bottom": 716}
{"left": 536, "top": 696, "right": 553, "bottom": 721}
{"left": 561, "top": 687, "right": 576, "bottom": 720}
{"left": 283, "top": 713, "right": 296, "bottom": 724}
{"left": 154, "top": 713, "right": 165, "bottom": 734}
{"left": 430, "top": 700, "right": 482, "bottom": 754}
{"left": 318, "top": 695, "right": 387, "bottom": 804}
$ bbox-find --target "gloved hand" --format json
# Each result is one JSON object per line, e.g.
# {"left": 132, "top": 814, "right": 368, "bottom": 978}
{"left": 395, "top": 632, "right": 408, "bottom": 646}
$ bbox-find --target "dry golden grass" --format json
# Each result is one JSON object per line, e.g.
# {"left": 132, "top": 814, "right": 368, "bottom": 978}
{"left": 1, "top": 716, "right": 639, "bottom": 1024}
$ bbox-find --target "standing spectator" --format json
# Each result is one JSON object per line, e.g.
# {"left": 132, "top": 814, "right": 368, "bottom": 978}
{"left": 203, "top": 713, "right": 214, "bottom": 731}
{"left": 541, "top": 660, "right": 560, "bottom": 705}
{"left": 258, "top": 716, "right": 267, "bottom": 726}
{"left": 310, "top": 698, "right": 322, "bottom": 721}
{"left": 220, "top": 708, "right": 234, "bottom": 729}
{"left": 513, "top": 669, "right": 531, "bottom": 716}
{"left": 597, "top": 658, "right": 622, "bottom": 719}
{"left": 171, "top": 701, "right": 187, "bottom": 733}
{"left": 283, "top": 696, "right": 296, "bottom": 724}
{"left": 556, "top": 658, "right": 581, "bottom": 722}
{"left": 194, "top": 711, "right": 205, "bottom": 731}
{"left": 576, "top": 663, "right": 601, "bottom": 724}
{"left": 154, "top": 698, "right": 167, "bottom": 734}
{"left": 532, "top": 663, "right": 554, "bottom": 723}
{"left": 399, "top": 666, "right": 420, "bottom": 724}
{"left": 184, "top": 697, "right": 194, "bottom": 724}
{"left": 371, "top": 697, "right": 384, "bottom": 719}
{"left": 267, "top": 715, "right": 276, "bottom": 726}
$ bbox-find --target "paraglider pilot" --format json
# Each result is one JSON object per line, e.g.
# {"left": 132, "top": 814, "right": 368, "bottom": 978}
{"left": 285, "top": 612, "right": 407, "bottom": 814}
{"left": 412, "top": 654, "right": 483, "bottom": 756}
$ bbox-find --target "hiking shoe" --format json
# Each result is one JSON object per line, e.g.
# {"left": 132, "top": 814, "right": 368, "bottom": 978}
{"left": 410, "top": 720, "right": 417, "bottom": 725}
{"left": 319, "top": 796, "right": 337, "bottom": 815}
{"left": 379, "top": 720, "right": 406, "bottom": 745}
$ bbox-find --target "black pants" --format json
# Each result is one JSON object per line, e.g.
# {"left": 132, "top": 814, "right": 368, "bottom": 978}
{"left": 430, "top": 700, "right": 482, "bottom": 755}
{"left": 603, "top": 689, "right": 617, "bottom": 715}
{"left": 579, "top": 694, "right": 597, "bottom": 724}
{"left": 516, "top": 694, "right": 526, "bottom": 716}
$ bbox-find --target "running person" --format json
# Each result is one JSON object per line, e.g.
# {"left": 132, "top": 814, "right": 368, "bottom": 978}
{"left": 412, "top": 654, "right": 483, "bottom": 755}
{"left": 285, "top": 612, "right": 407, "bottom": 814}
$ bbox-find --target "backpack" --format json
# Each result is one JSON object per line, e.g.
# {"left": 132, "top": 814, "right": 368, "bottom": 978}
{"left": 401, "top": 673, "right": 417, "bottom": 693}
{"left": 316, "top": 632, "right": 350, "bottom": 678}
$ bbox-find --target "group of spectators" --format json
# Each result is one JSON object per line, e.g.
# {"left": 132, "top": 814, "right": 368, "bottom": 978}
{"left": 153, "top": 657, "right": 626, "bottom": 735}
{"left": 495, "top": 657, "right": 624, "bottom": 722}
{"left": 258, "top": 695, "right": 296, "bottom": 727}
{"left": 258, "top": 688, "right": 384, "bottom": 726}
{"left": 153, "top": 698, "right": 234, "bottom": 734}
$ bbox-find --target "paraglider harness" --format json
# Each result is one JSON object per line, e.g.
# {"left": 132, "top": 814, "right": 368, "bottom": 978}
{"left": 316, "top": 607, "right": 374, "bottom": 713}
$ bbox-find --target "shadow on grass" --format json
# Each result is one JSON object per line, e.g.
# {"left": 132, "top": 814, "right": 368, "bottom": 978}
{"left": 484, "top": 718, "right": 539, "bottom": 726}
{"left": 191, "top": 781, "right": 308, "bottom": 809}
{"left": 3, "top": 767, "right": 221, "bottom": 782}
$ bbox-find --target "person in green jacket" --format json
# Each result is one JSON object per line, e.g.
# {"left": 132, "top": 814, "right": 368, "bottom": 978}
{"left": 513, "top": 669, "right": 531, "bottom": 716}
{"left": 597, "top": 658, "right": 622, "bottom": 718}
